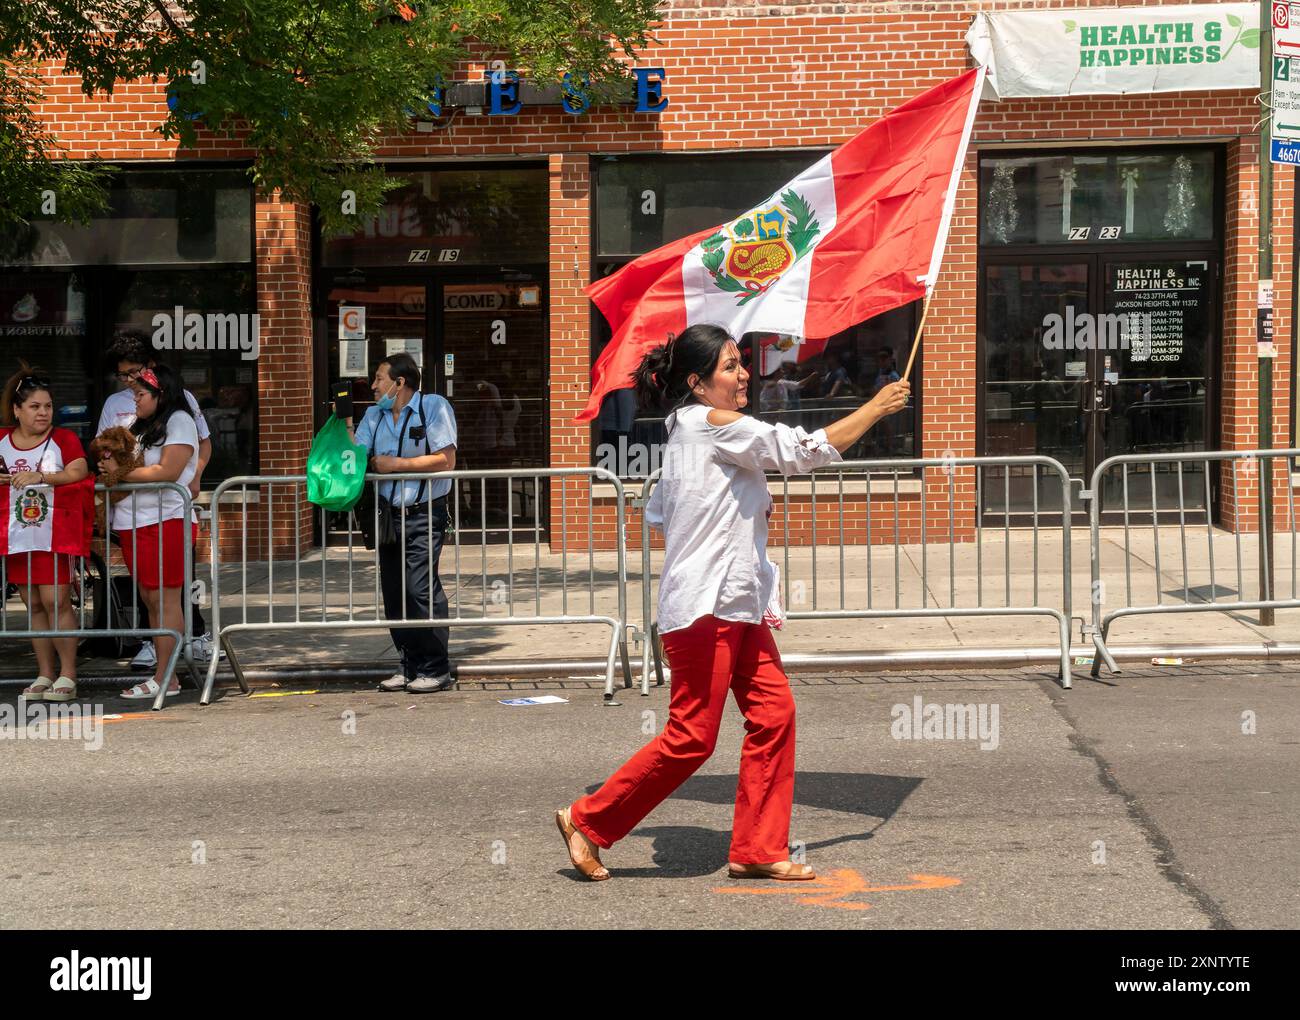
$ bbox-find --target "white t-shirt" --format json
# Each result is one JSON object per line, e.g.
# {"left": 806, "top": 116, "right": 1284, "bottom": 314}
{"left": 98, "top": 387, "right": 211, "bottom": 441}
{"left": 111, "top": 411, "right": 199, "bottom": 531}
{"left": 644, "top": 403, "right": 842, "bottom": 635}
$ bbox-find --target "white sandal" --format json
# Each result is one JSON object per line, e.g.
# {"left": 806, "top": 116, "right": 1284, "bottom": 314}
{"left": 22, "top": 676, "right": 54, "bottom": 701}
{"left": 45, "top": 676, "right": 77, "bottom": 703}
{"left": 120, "top": 679, "right": 180, "bottom": 700}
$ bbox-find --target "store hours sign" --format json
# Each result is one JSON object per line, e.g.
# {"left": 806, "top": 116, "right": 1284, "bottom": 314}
{"left": 967, "top": 4, "right": 1261, "bottom": 98}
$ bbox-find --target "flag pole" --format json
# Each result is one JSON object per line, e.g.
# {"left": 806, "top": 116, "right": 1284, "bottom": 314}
{"left": 900, "top": 65, "right": 984, "bottom": 387}
{"left": 901, "top": 289, "right": 932, "bottom": 383}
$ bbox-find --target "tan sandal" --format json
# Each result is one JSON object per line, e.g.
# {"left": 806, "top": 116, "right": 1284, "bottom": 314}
{"left": 45, "top": 676, "right": 77, "bottom": 703}
{"left": 21, "top": 676, "right": 54, "bottom": 701}
{"left": 555, "top": 807, "right": 610, "bottom": 881}
{"left": 728, "top": 860, "right": 817, "bottom": 881}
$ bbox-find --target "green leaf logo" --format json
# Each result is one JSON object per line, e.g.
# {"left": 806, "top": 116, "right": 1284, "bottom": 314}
{"left": 1064, "top": 19, "right": 1077, "bottom": 33}
{"left": 1241, "top": 27, "right": 1261, "bottom": 49}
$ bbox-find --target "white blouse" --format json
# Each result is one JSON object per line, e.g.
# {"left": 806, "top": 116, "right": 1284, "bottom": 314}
{"left": 645, "top": 402, "right": 844, "bottom": 635}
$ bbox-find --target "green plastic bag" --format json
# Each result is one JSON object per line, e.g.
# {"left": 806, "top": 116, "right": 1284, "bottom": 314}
{"left": 306, "top": 416, "right": 367, "bottom": 511}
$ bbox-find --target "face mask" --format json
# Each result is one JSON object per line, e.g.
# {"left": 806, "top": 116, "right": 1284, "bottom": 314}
{"left": 375, "top": 381, "right": 399, "bottom": 410}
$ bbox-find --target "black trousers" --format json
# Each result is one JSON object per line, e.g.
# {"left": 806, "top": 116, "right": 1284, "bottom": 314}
{"left": 377, "top": 499, "right": 450, "bottom": 678}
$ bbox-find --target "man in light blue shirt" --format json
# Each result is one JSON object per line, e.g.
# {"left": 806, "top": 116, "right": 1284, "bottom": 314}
{"left": 348, "top": 353, "right": 458, "bottom": 692}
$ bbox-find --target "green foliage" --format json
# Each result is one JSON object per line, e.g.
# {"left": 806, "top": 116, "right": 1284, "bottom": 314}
{"left": 0, "top": 50, "right": 115, "bottom": 253}
{"left": 1, "top": 0, "right": 659, "bottom": 236}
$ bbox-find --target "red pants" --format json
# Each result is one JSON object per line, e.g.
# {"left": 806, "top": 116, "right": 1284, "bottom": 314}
{"left": 570, "top": 614, "right": 797, "bottom": 865}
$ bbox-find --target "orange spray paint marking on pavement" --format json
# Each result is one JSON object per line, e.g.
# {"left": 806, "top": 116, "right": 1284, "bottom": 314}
{"left": 712, "top": 869, "right": 960, "bottom": 911}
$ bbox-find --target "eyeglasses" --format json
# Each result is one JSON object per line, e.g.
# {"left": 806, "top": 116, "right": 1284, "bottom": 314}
{"left": 18, "top": 375, "right": 51, "bottom": 391}
{"left": 114, "top": 367, "right": 144, "bottom": 383}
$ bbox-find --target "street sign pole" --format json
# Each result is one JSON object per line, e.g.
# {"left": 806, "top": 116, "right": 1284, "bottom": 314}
{"left": 1261, "top": 2, "right": 1276, "bottom": 625}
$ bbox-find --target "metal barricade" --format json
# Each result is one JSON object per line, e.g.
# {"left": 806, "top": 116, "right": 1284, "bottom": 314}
{"left": 1, "top": 481, "right": 196, "bottom": 711}
{"left": 200, "top": 468, "right": 633, "bottom": 704}
{"left": 638, "top": 455, "right": 1076, "bottom": 692}
{"left": 1085, "top": 449, "right": 1300, "bottom": 677}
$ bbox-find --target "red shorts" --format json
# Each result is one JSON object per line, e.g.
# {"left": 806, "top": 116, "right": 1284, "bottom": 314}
{"left": 117, "top": 519, "right": 198, "bottom": 590}
{"left": 4, "top": 551, "right": 78, "bottom": 587}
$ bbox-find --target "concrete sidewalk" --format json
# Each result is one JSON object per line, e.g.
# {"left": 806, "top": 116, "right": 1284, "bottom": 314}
{"left": 1, "top": 524, "right": 1297, "bottom": 686}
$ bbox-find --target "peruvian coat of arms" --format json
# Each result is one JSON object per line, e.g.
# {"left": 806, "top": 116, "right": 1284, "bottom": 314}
{"left": 700, "top": 188, "right": 821, "bottom": 306}
{"left": 16, "top": 486, "right": 49, "bottom": 527}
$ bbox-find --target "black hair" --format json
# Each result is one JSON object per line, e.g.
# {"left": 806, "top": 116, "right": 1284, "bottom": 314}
{"left": 106, "top": 331, "right": 153, "bottom": 369}
{"left": 130, "top": 363, "right": 194, "bottom": 449}
{"left": 382, "top": 352, "right": 421, "bottom": 392}
{"left": 633, "top": 324, "right": 737, "bottom": 412}
{"left": 1, "top": 361, "right": 52, "bottom": 425}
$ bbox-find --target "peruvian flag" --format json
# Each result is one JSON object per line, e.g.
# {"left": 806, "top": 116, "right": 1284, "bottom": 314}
{"left": 576, "top": 67, "right": 984, "bottom": 422}
{"left": 0, "top": 429, "right": 94, "bottom": 557}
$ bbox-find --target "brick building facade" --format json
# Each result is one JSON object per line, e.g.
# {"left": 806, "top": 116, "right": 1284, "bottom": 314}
{"left": 6, "top": 1, "right": 1295, "bottom": 558}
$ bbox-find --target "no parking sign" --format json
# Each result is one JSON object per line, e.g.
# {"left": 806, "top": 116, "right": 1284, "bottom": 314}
{"left": 1274, "top": 2, "right": 1300, "bottom": 56}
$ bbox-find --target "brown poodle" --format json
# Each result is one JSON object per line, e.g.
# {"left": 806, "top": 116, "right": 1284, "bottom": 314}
{"left": 89, "top": 426, "right": 144, "bottom": 505}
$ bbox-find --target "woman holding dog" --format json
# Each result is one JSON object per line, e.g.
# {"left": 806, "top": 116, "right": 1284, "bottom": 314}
{"left": 0, "top": 365, "right": 92, "bottom": 702}
{"left": 97, "top": 364, "right": 200, "bottom": 701}
{"left": 556, "top": 326, "right": 909, "bottom": 881}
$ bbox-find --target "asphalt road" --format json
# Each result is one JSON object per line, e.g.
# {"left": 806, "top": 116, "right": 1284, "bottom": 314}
{"left": 1, "top": 661, "right": 1296, "bottom": 929}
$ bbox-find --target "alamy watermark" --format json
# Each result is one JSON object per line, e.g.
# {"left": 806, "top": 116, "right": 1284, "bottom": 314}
{"left": 1, "top": 700, "right": 104, "bottom": 750}
{"left": 1041, "top": 309, "right": 1152, "bottom": 353}
{"left": 50, "top": 951, "right": 151, "bottom": 999}
{"left": 596, "top": 437, "right": 716, "bottom": 481}
{"left": 890, "top": 695, "right": 1000, "bottom": 751}
{"left": 151, "top": 305, "right": 259, "bottom": 361}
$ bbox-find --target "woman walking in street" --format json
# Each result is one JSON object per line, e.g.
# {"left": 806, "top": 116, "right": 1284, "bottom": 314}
{"left": 556, "top": 325, "right": 910, "bottom": 881}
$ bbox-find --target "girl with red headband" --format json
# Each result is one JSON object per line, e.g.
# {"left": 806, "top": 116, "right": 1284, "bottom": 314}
{"left": 98, "top": 363, "right": 200, "bottom": 700}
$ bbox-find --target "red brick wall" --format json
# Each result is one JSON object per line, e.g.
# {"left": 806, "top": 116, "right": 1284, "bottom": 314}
{"left": 25, "top": 2, "right": 1298, "bottom": 555}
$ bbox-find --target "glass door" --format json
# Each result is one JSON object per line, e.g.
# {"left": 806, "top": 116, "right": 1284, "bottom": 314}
{"left": 1096, "top": 257, "right": 1216, "bottom": 517}
{"left": 980, "top": 255, "right": 1218, "bottom": 522}
{"left": 981, "top": 260, "right": 1090, "bottom": 515}
{"left": 320, "top": 275, "right": 431, "bottom": 543}
{"left": 435, "top": 277, "right": 548, "bottom": 538}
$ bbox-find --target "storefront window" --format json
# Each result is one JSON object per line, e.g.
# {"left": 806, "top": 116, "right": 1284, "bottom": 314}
{"left": 592, "top": 152, "right": 919, "bottom": 476}
{"left": 751, "top": 307, "right": 919, "bottom": 461}
{"left": 320, "top": 167, "right": 548, "bottom": 267}
{"left": 2, "top": 169, "right": 253, "bottom": 267}
{"left": 595, "top": 152, "right": 823, "bottom": 257}
{"left": 105, "top": 269, "right": 258, "bottom": 482}
{"left": 0, "top": 166, "right": 257, "bottom": 484}
{"left": 591, "top": 310, "right": 919, "bottom": 479}
{"left": 977, "top": 147, "right": 1220, "bottom": 517}
{"left": 980, "top": 150, "right": 1215, "bottom": 247}
{"left": 0, "top": 272, "right": 94, "bottom": 441}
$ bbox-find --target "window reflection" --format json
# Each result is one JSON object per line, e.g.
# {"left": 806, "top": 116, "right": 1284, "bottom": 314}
{"left": 750, "top": 307, "right": 916, "bottom": 460}
{"left": 980, "top": 150, "right": 1215, "bottom": 246}
{"left": 593, "top": 305, "right": 919, "bottom": 478}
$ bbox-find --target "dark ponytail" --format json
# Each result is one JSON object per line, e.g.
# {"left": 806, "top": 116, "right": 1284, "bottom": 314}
{"left": 633, "top": 324, "right": 736, "bottom": 412}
